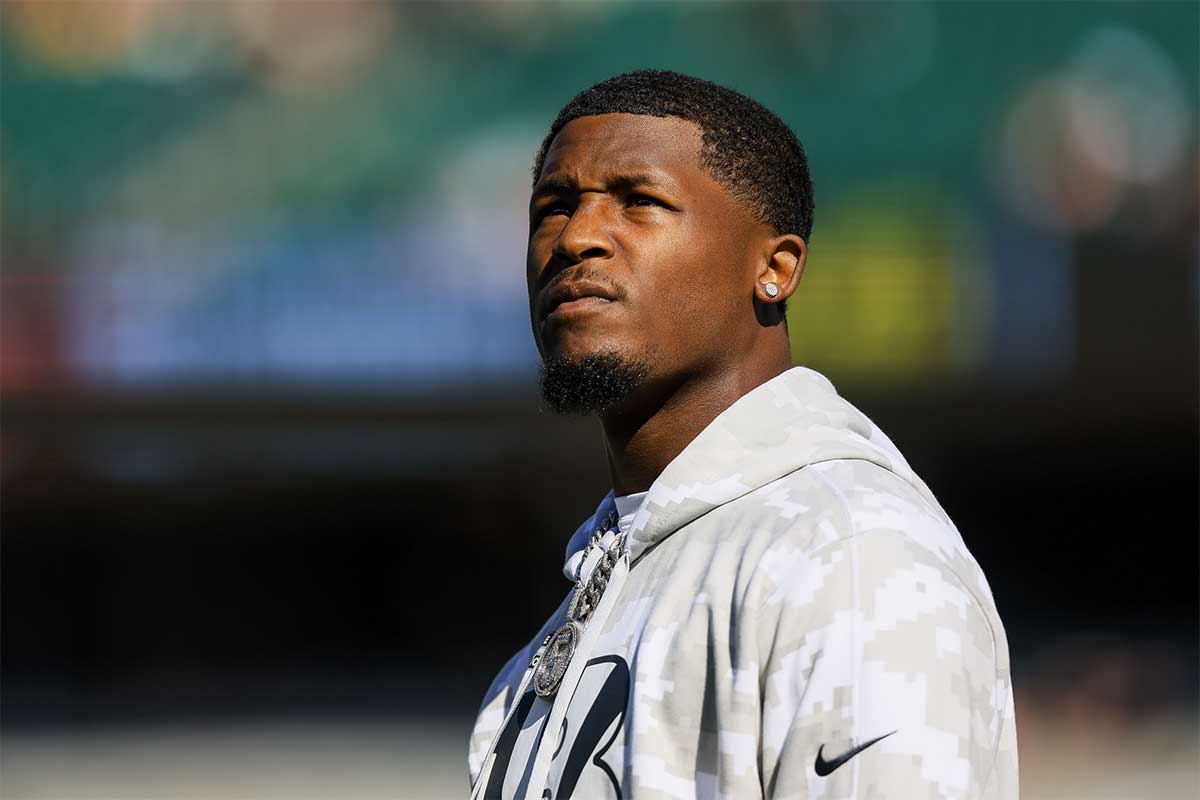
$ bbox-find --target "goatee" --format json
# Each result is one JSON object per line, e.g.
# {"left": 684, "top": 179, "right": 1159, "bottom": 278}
{"left": 538, "top": 350, "right": 651, "bottom": 415}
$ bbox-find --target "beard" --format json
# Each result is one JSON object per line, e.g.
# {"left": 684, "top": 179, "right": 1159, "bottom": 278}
{"left": 538, "top": 349, "right": 652, "bottom": 415}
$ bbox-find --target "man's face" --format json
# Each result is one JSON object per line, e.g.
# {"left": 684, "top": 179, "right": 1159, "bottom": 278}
{"left": 528, "top": 113, "right": 765, "bottom": 410}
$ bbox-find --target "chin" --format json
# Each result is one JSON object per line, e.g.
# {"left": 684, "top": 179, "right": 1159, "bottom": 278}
{"left": 537, "top": 343, "right": 657, "bottom": 417}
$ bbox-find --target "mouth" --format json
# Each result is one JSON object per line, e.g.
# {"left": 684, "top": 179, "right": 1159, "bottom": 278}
{"left": 546, "top": 295, "right": 614, "bottom": 321}
{"left": 538, "top": 281, "right": 620, "bottom": 322}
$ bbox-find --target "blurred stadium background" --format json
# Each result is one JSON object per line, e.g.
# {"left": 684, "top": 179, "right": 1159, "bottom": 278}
{"left": 2, "top": 1, "right": 1196, "bottom": 798}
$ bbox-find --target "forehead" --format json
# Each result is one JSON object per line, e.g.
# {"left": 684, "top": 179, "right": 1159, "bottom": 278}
{"left": 538, "top": 113, "right": 705, "bottom": 187}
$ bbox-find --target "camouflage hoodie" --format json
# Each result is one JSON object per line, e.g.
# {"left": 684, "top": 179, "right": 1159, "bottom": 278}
{"left": 468, "top": 366, "right": 1018, "bottom": 799}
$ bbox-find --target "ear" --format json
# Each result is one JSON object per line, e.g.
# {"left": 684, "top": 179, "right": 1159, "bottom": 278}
{"left": 755, "top": 233, "right": 806, "bottom": 304}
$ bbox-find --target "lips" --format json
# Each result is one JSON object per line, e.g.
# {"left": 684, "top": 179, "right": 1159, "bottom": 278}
{"left": 538, "top": 281, "right": 619, "bottom": 321}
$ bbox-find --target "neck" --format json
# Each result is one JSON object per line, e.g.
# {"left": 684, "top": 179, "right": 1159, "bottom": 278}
{"left": 600, "top": 348, "right": 791, "bottom": 496}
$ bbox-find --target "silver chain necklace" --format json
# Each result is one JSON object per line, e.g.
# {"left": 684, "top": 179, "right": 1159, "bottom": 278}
{"left": 533, "top": 510, "right": 625, "bottom": 698}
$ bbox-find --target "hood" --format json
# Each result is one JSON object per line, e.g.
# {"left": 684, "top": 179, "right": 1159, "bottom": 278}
{"left": 563, "top": 366, "right": 939, "bottom": 575}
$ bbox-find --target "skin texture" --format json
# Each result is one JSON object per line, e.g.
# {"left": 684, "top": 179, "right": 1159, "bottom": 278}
{"left": 528, "top": 113, "right": 807, "bottom": 495}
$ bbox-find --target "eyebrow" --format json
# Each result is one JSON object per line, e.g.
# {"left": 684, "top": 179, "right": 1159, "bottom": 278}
{"left": 531, "top": 172, "right": 676, "bottom": 203}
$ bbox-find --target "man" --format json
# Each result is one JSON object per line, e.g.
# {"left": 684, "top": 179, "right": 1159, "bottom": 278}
{"left": 468, "top": 70, "right": 1017, "bottom": 800}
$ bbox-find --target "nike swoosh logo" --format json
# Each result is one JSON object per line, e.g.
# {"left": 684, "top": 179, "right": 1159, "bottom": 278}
{"left": 814, "top": 730, "right": 896, "bottom": 776}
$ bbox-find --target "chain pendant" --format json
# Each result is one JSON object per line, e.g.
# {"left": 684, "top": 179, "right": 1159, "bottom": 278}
{"left": 533, "top": 511, "right": 623, "bottom": 699}
{"left": 533, "top": 621, "right": 582, "bottom": 697}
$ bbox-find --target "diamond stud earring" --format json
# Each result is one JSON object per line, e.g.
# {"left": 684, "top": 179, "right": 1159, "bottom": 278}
{"left": 764, "top": 282, "right": 780, "bottom": 298}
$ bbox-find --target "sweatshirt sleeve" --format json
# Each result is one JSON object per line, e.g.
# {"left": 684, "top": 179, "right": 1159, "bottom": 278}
{"left": 756, "top": 525, "right": 1015, "bottom": 799}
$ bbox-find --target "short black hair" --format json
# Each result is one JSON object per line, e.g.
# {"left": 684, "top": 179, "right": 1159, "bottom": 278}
{"left": 532, "top": 69, "right": 815, "bottom": 244}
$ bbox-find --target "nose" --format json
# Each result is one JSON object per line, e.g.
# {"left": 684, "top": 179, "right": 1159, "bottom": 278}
{"left": 552, "top": 196, "right": 614, "bottom": 265}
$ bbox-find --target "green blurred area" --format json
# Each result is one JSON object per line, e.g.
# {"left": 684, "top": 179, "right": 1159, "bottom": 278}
{"left": 3, "top": 1, "right": 1195, "bottom": 238}
{"left": 0, "top": 0, "right": 1196, "bottom": 386}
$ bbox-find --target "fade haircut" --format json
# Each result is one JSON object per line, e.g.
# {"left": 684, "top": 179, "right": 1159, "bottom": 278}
{"left": 532, "top": 69, "right": 815, "bottom": 245}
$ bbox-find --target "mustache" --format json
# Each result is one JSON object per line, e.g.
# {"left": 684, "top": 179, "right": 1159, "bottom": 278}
{"left": 536, "top": 264, "right": 626, "bottom": 303}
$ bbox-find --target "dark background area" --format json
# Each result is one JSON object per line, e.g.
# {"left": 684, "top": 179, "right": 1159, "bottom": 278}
{"left": 6, "top": 356, "right": 1197, "bottom": 729}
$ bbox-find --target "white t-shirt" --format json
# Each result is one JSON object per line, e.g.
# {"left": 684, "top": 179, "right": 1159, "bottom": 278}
{"left": 561, "top": 491, "right": 647, "bottom": 582}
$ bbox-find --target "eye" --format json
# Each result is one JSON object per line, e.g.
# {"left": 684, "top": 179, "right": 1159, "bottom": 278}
{"left": 627, "top": 194, "right": 661, "bottom": 208}
{"left": 535, "top": 203, "right": 571, "bottom": 223}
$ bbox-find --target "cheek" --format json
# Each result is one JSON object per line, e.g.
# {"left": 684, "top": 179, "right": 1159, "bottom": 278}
{"left": 525, "top": 247, "right": 538, "bottom": 295}
{"left": 526, "top": 227, "right": 556, "bottom": 289}
{"left": 530, "top": 216, "right": 566, "bottom": 250}
{"left": 646, "top": 226, "right": 743, "bottom": 321}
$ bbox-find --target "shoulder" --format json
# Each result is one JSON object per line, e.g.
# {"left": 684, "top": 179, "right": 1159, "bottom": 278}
{"left": 726, "top": 459, "right": 1008, "bottom": 654}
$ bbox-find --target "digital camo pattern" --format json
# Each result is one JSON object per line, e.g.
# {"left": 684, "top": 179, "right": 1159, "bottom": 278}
{"left": 469, "top": 366, "right": 1018, "bottom": 799}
